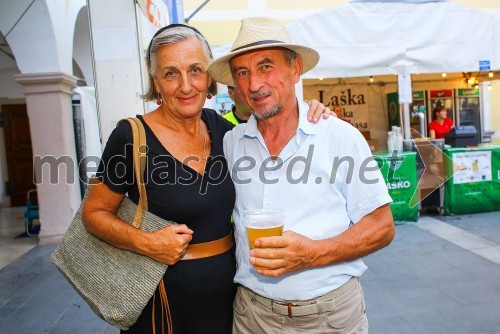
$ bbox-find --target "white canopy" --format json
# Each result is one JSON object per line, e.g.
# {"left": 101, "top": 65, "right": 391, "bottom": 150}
{"left": 291, "top": 1, "right": 500, "bottom": 78}
{"left": 213, "top": 1, "right": 500, "bottom": 79}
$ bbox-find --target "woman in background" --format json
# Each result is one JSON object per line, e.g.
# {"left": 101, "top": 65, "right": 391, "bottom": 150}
{"left": 429, "top": 106, "right": 454, "bottom": 139}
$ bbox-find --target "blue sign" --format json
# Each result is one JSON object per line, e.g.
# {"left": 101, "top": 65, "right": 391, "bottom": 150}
{"left": 163, "top": 0, "right": 185, "bottom": 23}
{"left": 479, "top": 60, "right": 491, "bottom": 71}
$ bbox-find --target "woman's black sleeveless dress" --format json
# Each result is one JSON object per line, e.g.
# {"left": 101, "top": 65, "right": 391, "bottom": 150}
{"left": 97, "top": 109, "right": 236, "bottom": 334}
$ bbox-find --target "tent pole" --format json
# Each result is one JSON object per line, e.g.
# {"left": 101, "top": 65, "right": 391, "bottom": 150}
{"left": 403, "top": 102, "right": 411, "bottom": 140}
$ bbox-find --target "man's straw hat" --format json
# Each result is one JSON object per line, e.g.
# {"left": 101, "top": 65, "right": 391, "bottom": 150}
{"left": 208, "top": 17, "right": 320, "bottom": 86}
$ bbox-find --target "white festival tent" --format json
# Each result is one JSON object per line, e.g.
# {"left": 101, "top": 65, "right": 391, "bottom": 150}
{"left": 287, "top": 1, "right": 500, "bottom": 79}
{"left": 211, "top": 1, "right": 500, "bottom": 139}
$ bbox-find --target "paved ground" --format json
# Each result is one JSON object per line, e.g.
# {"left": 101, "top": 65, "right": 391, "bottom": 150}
{"left": 1, "top": 211, "right": 500, "bottom": 334}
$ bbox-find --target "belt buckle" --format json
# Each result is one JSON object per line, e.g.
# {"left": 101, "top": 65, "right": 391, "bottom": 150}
{"left": 272, "top": 301, "right": 299, "bottom": 318}
{"left": 284, "top": 302, "right": 296, "bottom": 317}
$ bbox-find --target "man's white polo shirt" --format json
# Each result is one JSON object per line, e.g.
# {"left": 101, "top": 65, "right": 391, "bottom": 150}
{"left": 223, "top": 100, "right": 392, "bottom": 301}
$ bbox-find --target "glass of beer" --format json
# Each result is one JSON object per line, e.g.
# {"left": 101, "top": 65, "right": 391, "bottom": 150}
{"left": 243, "top": 209, "right": 285, "bottom": 270}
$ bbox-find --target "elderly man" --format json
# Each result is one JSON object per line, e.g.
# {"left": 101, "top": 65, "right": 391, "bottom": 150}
{"left": 209, "top": 17, "right": 394, "bottom": 334}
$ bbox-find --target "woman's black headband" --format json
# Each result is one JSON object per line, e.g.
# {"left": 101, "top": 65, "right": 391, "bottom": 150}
{"left": 145, "top": 23, "right": 205, "bottom": 66}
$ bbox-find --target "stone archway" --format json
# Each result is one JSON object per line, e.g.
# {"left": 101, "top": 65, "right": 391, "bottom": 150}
{"left": 0, "top": 32, "right": 25, "bottom": 208}
{"left": 73, "top": 6, "right": 94, "bottom": 87}
{"left": 1, "top": 0, "right": 87, "bottom": 243}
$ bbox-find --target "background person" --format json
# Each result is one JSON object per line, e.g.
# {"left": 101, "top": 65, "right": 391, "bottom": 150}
{"left": 223, "top": 86, "right": 252, "bottom": 125}
{"left": 209, "top": 17, "right": 395, "bottom": 334}
{"left": 333, "top": 105, "right": 350, "bottom": 123}
{"left": 429, "top": 105, "right": 454, "bottom": 139}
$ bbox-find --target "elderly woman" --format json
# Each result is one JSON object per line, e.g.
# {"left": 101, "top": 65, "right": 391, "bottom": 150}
{"left": 83, "top": 24, "right": 330, "bottom": 334}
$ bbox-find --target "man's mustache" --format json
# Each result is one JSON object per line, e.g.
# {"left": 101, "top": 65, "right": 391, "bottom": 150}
{"left": 250, "top": 90, "right": 272, "bottom": 100}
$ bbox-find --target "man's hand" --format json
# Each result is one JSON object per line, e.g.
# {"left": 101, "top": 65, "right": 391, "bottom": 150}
{"left": 249, "top": 205, "right": 394, "bottom": 277}
{"left": 249, "top": 230, "right": 319, "bottom": 277}
{"left": 305, "top": 100, "right": 335, "bottom": 123}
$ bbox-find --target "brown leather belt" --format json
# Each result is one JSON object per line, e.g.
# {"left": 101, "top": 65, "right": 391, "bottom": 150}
{"left": 181, "top": 231, "right": 233, "bottom": 260}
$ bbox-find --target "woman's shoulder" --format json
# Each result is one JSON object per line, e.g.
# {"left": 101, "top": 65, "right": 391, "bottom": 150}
{"left": 103, "top": 119, "right": 134, "bottom": 153}
{"left": 202, "top": 108, "right": 219, "bottom": 119}
{"left": 203, "top": 108, "right": 234, "bottom": 134}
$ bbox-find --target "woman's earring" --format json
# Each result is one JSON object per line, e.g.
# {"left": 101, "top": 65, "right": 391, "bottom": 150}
{"left": 156, "top": 99, "right": 162, "bottom": 105}
{"left": 207, "top": 93, "right": 212, "bottom": 99}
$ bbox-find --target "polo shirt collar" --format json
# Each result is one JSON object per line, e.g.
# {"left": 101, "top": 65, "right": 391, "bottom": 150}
{"left": 297, "top": 100, "right": 317, "bottom": 136}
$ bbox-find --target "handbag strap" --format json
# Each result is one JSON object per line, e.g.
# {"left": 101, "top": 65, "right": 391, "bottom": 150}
{"left": 126, "top": 118, "right": 173, "bottom": 334}
{"left": 126, "top": 117, "right": 148, "bottom": 228}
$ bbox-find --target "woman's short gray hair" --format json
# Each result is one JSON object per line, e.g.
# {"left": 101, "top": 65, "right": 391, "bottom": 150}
{"left": 143, "top": 25, "right": 217, "bottom": 101}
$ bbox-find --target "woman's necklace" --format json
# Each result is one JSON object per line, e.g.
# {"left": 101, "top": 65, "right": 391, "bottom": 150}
{"left": 199, "top": 122, "right": 209, "bottom": 161}
{"left": 269, "top": 131, "right": 296, "bottom": 159}
{"left": 158, "top": 106, "right": 209, "bottom": 162}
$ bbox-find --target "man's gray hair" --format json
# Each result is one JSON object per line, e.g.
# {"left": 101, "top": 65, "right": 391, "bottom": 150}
{"left": 282, "top": 48, "right": 298, "bottom": 66}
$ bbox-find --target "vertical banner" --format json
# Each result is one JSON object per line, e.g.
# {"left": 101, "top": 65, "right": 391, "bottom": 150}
{"left": 215, "top": 93, "right": 233, "bottom": 115}
{"left": 170, "top": 0, "right": 185, "bottom": 23}
{"left": 88, "top": 0, "right": 145, "bottom": 144}
{"left": 147, "top": 0, "right": 170, "bottom": 29}
{"left": 375, "top": 152, "right": 419, "bottom": 223}
{"left": 136, "top": 0, "right": 173, "bottom": 112}
{"left": 137, "top": 0, "right": 171, "bottom": 30}
{"left": 138, "top": 0, "right": 171, "bottom": 43}
{"left": 387, "top": 92, "right": 400, "bottom": 129}
{"left": 304, "top": 85, "right": 370, "bottom": 130}
{"left": 160, "top": 0, "right": 184, "bottom": 23}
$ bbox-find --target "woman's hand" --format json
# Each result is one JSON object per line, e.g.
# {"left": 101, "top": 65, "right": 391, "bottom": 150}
{"left": 305, "top": 99, "right": 335, "bottom": 123}
{"left": 82, "top": 181, "right": 193, "bottom": 266}
{"left": 146, "top": 225, "right": 193, "bottom": 265}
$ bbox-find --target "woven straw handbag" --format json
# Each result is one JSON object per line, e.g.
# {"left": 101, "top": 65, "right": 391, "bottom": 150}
{"left": 51, "top": 118, "right": 173, "bottom": 330}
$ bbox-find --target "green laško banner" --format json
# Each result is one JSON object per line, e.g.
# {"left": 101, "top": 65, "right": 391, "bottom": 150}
{"left": 375, "top": 151, "right": 418, "bottom": 223}
{"left": 457, "top": 88, "right": 479, "bottom": 97}
{"left": 387, "top": 91, "right": 425, "bottom": 130}
{"left": 443, "top": 147, "right": 500, "bottom": 215}
{"left": 387, "top": 92, "right": 400, "bottom": 129}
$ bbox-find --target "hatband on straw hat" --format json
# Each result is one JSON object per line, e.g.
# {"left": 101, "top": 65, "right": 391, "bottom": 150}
{"left": 208, "top": 17, "right": 319, "bottom": 86}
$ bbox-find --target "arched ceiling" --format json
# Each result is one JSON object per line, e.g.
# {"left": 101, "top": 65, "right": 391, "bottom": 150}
{"left": 73, "top": 6, "right": 94, "bottom": 86}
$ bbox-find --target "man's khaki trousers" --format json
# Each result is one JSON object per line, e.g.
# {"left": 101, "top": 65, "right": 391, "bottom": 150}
{"left": 232, "top": 278, "right": 368, "bottom": 334}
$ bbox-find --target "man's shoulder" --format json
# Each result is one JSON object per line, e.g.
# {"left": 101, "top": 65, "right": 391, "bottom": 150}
{"left": 314, "top": 114, "right": 361, "bottom": 138}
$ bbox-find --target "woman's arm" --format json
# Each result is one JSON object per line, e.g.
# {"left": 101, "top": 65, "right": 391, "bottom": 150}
{"left": 429, "top": 129, "right": 436, "bottom": 139}
{"left": 82, "top": 181, "right": 193, "bottom": 265}
{"left": 448, "top": 117, "right": 455, "bottom": 130}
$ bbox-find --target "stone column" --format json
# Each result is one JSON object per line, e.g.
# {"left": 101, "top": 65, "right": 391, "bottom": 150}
{"left": 14, "top": 72, "right": 81, "bottom": 245}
